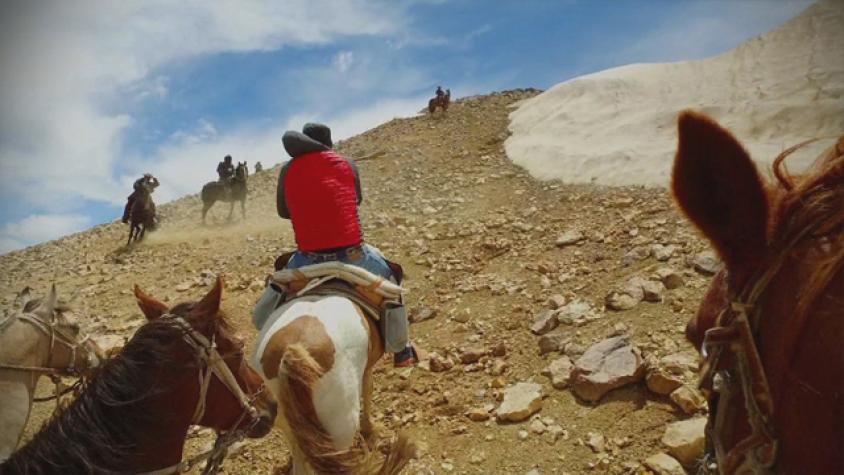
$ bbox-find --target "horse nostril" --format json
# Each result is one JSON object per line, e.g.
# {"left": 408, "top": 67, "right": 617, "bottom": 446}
{"left": 261, "top": 401, "right": 278, "bottom": 423}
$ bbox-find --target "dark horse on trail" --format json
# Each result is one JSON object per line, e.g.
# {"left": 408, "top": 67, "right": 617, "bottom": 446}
{"left": 428, "top": 89, "right": 450, "bottom": 115}
{"left": 127, "top": 186, "right": 156, "bottom": 245}
{"left": 201, "top": 162, "right": 248, "bottom": 224}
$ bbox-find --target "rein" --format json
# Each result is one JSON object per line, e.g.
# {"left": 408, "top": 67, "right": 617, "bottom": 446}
{"left": 135, "top": 314, "right": 263, "bottom": 475}
{"left": 697, "top": 214, "right": 827, "bottom": 474}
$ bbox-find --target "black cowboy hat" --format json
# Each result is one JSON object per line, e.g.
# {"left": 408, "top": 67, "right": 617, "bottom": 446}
{"left": 302, "top": 123, "right": 332, "bottom": 148}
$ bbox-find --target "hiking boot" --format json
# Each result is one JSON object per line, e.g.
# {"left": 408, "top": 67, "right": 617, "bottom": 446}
{"left": 393, "top": 345, "right": 417, "bottom": 368}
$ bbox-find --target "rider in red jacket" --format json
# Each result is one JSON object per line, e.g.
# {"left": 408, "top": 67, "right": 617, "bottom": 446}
{"left": 276, "top": 123, "right": 417, "bottom": 367}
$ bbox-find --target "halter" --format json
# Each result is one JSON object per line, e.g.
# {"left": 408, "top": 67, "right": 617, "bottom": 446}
{"left": 0, "top": 310, "right": 97, "bottom": 378}
{"left": 137, "top": 314, "right": 265, "bottom": 475}
{"left": 697, "top": 216, "right": 826, "bottom": 474}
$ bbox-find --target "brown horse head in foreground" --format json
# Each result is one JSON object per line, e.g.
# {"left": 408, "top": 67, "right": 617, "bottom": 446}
{"left": 1, "top": 277, "right": 277, "bottom": 474}
{"left": 672, "top": 111, "right": 843, "bottom": 473}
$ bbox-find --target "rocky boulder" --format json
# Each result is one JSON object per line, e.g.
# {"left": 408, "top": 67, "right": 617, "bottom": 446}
{"left": 571, "top": 336, "right": 645, "bottom": 402}
{"left": 661, "top": 417, "right": 707, "bottom": 466}
{"left": 670, "top": 386, "right": 707, "bottom": 414}
{"left": 557, "top": 299, "right": 597, "bottom": 325}
{"left": 496, "top": 382, "right": 544, "bottom": 423}
{"left": 645, "top": 369, "right": 683, "bottom": 395}
{"left": 605, "top": 277, "right": 646, "bottom": 311}
{"left": 644, "top": 452, "right": 686, "bottom": 475}
{"left": 541, "top": 356, "right": 573, "bottom": 389}
{"left": 530, "top": 309, "right": 560, "bottom": 335}
{"left": 693, "top": 251, "right": 722, "bottom": 276}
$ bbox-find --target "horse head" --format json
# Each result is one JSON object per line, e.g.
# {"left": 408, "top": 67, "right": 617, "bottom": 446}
{"left": 235, "top": 162, "right": 248, "bottom": 180}
{"left": 134, "top": 277, "right": 276, "bottom": 438}
{"left": 672, "top": 111, "right": 844, "bottom": 473}
{"left": 6, "top": 285, "right": 104, "bottom": 375}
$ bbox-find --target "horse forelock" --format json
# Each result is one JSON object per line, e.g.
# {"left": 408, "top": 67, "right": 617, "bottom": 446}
{"left": 767, "top": 138, "right": 844, "bottom": 326}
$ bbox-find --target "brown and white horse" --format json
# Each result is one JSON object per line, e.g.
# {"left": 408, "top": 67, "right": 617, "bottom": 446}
{"left": 0, "top": 285, "right": 104, "bottom": 462}
{"left": 252, "top": 295, "right": 415, "bottom": 474}
{"left": 672, "top": 111, "right": 843, "bottom": 474}
{"left": 0, "top": 278, "right": 277, "bottom": 474}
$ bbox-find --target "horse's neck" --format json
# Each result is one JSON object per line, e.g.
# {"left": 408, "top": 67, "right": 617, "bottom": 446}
{"left": 0, "top": 320, "right": 50, "bottom": 369}
{"left": 109, "top": 380, "right": 193, "bottom": 471}
{"left": 0, "top": 371, "right": 37, "bottom": 462}
{"left": 4, "top": 371, "right": 192, "bottom": 473}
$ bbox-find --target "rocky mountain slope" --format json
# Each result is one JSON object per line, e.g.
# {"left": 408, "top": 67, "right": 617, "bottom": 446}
{"left": 1, "top": 90, "right": 721, "bottom": 474}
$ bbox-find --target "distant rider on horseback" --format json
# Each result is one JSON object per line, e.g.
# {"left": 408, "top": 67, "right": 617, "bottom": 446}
{"left": 122, "top": 173, "right": 159, "bottom": 223}
{"left": 435, "top": 86, "right": 444, "bottom": 100}
{"left": 265, "top": 122, "right": 417, "bottom": 367}
{"left": 217, "top": 155, "right": 235, "bottom": 185}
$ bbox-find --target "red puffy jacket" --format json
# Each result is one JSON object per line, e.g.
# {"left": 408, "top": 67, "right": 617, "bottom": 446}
{"left": 277, "top": 132, "right": 362, "bottom": 252}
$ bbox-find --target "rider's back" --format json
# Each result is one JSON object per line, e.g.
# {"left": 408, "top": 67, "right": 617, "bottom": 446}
{"left": 283, "top": 150, "right": 361, "bottom": 252}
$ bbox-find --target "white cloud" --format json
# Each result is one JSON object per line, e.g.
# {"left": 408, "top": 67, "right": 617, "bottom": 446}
{"left": 0, "top": 213, "right": 91, "bottom": 254}
{"left": 0, "top": 0, "right": 408, "bottom": 213}
{"left": 334, "top": 51, "right": 355, "bottom": 73}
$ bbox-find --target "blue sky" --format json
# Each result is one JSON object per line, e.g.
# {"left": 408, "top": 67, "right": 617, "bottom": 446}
{"left": 0, "top": 0, "right": 813, "bottom": 253}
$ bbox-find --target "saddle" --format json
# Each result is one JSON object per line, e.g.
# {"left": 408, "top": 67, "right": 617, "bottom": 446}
{"left": 269, "top": 260, "right": 405, "bottom": 323}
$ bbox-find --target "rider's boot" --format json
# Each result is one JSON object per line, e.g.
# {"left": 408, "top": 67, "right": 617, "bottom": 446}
{"left": 394, "top": 343, "right": 418, "bottom": 368}
{"left": 384, "top": 301, "right": 417, "bottom": 367}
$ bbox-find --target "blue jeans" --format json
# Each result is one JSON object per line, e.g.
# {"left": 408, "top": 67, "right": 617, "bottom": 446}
{"left": 286, "top": 244, "right": 396, "bottom": 283}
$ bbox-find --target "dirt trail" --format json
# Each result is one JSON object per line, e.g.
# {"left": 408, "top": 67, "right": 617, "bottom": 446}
{"left": 0, "top": 90, "right": 714, "bottom": 474}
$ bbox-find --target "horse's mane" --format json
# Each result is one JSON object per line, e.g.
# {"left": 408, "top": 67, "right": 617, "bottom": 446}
{"left": 767, "top": 137, "right": 844, "bottom": 325}
{"left": 1, "top": 302, "right": 231, "bottom": 475}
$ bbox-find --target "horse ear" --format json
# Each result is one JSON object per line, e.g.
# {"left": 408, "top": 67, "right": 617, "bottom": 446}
{"left": 134, "top": 285, "right": 169, "bottom": 320}
{"left": 16, "top": 287, "right": 33, "bottom": 309}
{"left": 192, "top": 276, "right": 223, "bottom": 322}
{"left": 672, "top": 111, "right": 769, "bottom": 275}
{"left": 36, "top": 284, "right": 58, "bottom": 318}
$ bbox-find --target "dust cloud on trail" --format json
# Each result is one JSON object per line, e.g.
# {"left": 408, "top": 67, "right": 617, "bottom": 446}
{"left": 144, "top": 218, "right": 290, "bottom": 247}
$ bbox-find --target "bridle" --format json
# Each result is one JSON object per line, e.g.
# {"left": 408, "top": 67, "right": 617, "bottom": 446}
{"left": 0, "top": 309, "right": 99, "bottom": 399}
{"left": 697, "top": 217, "right": 825, "bottom": 474}
{"left": 138, "top": 314, "right": 266, "bottom": 475}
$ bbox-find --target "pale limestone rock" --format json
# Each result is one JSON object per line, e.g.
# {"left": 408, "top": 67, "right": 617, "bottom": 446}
{"left": 530, "top": 309, "right": 559, "bottom": 335}
{"left": 646, "top": 369, "right": 683, "bottom": 395}
{"left": 572, "top": 336, "right": 645, "bottom": 402}
{"left": 538, "top": 330, "right": 569, "bottom": 355}
{"left": 693, "top": 251, "right": 722, "bottom": 275}
{"left": 541, "top": 356, "right": 573, "bottom": 389}
{"left": 497, "top": 382, "right": 544, "bottom": 422}
{"left": 641, "top": 280, "right": 664, "bottom": 302}
{"left": 662, "top": 417, "right": 707, "bottom": 466}
{"left": 555, "top": 229, "right": 584, "bottom": 247}
{"left": 644, "top": 452, "right": 686, "bottom": 475}
{"left": 670, "top": 386, "right": 707, "bottom": 414}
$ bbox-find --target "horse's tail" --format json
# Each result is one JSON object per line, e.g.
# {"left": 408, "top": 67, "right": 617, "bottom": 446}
{"left": 377, "top": 433, "right": 416, "bottom": 475}
{"left": 278, "top": 344, "right": 414, "bottom": 474}
{"left": 277, "top": 344, "right": 367, "bottom": 473}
